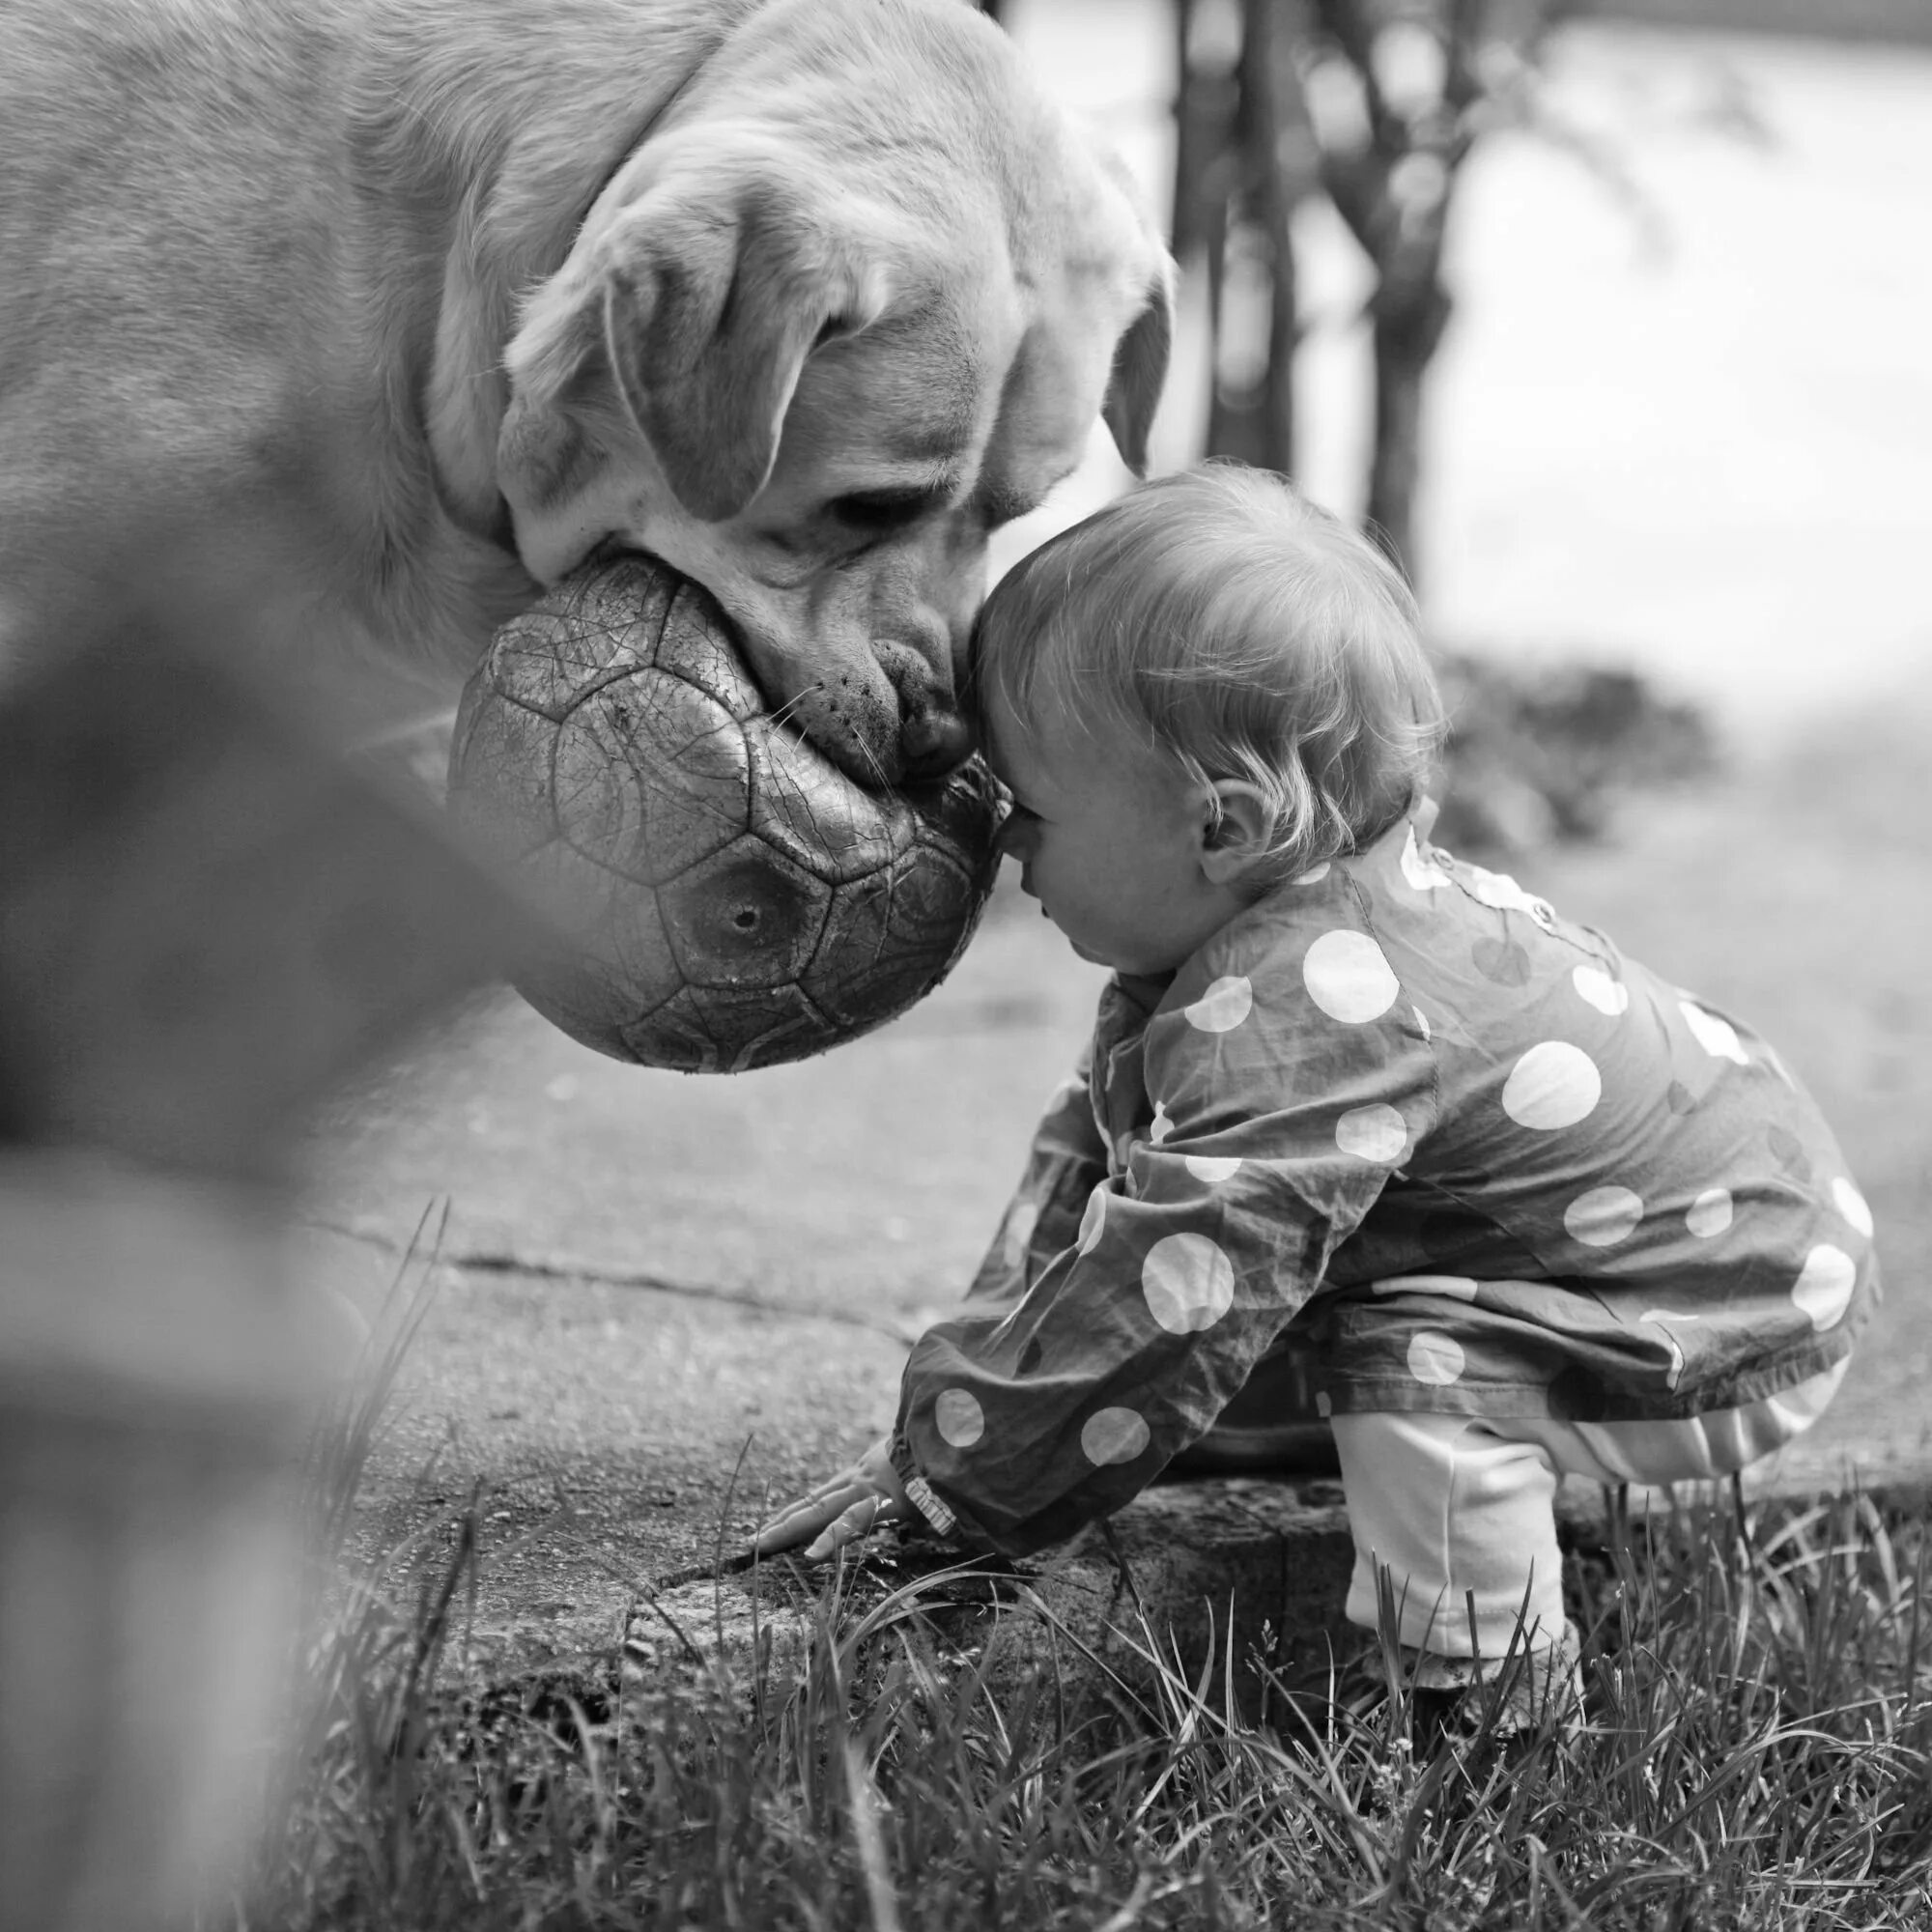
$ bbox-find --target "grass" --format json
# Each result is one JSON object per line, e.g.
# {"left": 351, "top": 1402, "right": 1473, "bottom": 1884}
{"left": 238, "top": 693, "right": 1932, "bottom": 1930}
{"left": 214, "top": 1262, "right": 1932, "bottom": 1932}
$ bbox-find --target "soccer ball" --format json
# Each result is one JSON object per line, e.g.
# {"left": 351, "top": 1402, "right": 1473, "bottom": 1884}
{"left": 446, "top": 555, "right": 1003, "bottom": 1072}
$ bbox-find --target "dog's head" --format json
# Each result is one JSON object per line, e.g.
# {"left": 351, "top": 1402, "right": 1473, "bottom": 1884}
{"left": 495, "top": 1, "right": 1172, "bottom": 786}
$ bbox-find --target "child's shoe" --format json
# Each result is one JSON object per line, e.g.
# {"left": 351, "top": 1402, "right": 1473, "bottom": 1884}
{"left": 1358, "top": 1620, "right": 1583, "bottom": 1741}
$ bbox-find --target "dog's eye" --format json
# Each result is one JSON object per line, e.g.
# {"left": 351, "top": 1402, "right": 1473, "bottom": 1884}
{"left": 828, "top": 488, "right": 940, "bottom": 534}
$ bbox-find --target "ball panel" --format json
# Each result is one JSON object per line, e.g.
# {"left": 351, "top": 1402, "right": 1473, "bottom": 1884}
{"left": 594, "top": 876, "right": 691, "bottom": 1013}
{"left": 515, "top": 957, "right": 664, "bottom": 1063}
{"left": 655, "top": 836, "right": 834, "bottom": 991}
{"left": 619, "top": 983, "right": 838, "bottom": 1074}
{"left": 554, "top": 670, "right": 749, "bottom": 887}
{"left": 649, "top": 582, "right": 766, "bottom": 721}
{"left": 801, "top": 830, "right": 994, "bottom": 1029}
{"left": 800, "top": 871, "right": 941, "bottom": 1027}
{"left": 877, "top": 842, "right": 986, "bottom": 946}
{"left": 487, "top": 563, "right": 680, "bottom": 721}
{"left": 505, "top": 848, "right": 685, "bottom": 1058}
{"left": 803, "top": 935, "right": 962, "bottom": 1031}
{"left": 447, "top": 690, "right": 564, "bottom": 861}
{"left": 742, "top": 722, "right": 908, "bottom": 885}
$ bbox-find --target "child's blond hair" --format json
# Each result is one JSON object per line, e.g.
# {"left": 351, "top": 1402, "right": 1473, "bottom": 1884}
{"left": 971, "top": 463, "right": 1445, "bottom": 884}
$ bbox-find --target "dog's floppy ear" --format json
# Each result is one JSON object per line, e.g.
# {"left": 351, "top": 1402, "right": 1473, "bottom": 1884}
{"left": 501, "top": 172, "right": 892, "bottom": 527}
{"left": 1102, "top": 261, "right": 1176, "bottom": 479}
{"left": 606, "top": 179, "right": 891, "bottom": 522}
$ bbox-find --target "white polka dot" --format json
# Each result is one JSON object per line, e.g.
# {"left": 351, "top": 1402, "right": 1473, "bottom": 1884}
{"left": 1001, "top": 1200, "right": 1039, "bottom": 1269}
{"left": 1407, "top": 1330, "right": 1465, "bottom": 1385}
{"left": 1293, "top": 862, "right": 1331, "bottom": 885}
{"left": 1184, "top": 1154, "right": 1242, "bottom": 1183}
{"left": 1373, "top": 1273, "right": 1480, "bottom": 1301}
{"left": 1335, "top": 1103, "right": 1408, "bottom": 1164}
{"left": 1469, "top": 867, "right": 1540, "bottom": 914}
{"left": 1081, "top": 1406, "right": 1151, "bottom": 1465}
{"left": 934, "top": 1388, "right": 984, "bottom": 1449}
{"left": 1413, "top": 1006, "right": 1431, "bottom": 1041}
{"left": 1076, "top": 1186, "right": 1108, "bottom": 1257}
{"left": 1150, "top": 1100, "right": 1175, "bottom": 1146}
{"left": 1791, "top": 1244, "right": 1857, "bottom": 1332}
{"left": 1500, "top": 1041, "right": 1602, "bottom": 1130}
{"left": 1185, "top": 975, "right": 1253, "bottom": 1033}
{"left": 1572, "top": 965, "right": 1630, "bottom": 1017}
{"left": 1832, "top": 1178, "right": 1874, "bottom": 1238}
{"left": 1400, "top": 827, "right": 1450, "bottom": 892}
{"left": 1564, "top": 1185, "right": 1644, "bottom": 1247}
{"left": 1142, "top": 1233, "right": 1236, "bottom": 1334}
{"left": 1681, "top": 1000, "right": 1749, "bottom": 1065}
{"left": 1686, "top": 1187, "right": 1733, "bottom": 1238}
{"left": 1303, "top": 930, "right": 1400, "bottom": 1024}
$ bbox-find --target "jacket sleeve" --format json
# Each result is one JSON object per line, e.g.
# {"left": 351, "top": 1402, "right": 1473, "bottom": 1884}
{"left": 890, "top": 963, "right": 1437, "bottom": 1557}
{"left": 959, "top": 1044, "right": 1110, "bottom": 1317}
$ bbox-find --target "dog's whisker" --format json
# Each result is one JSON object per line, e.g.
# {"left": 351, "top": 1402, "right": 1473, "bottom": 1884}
{"left": 856, "top": 734, "right": 893, "bottom": 792}
{"left": 761, "top": 690, "right": 812, "bottom": 735}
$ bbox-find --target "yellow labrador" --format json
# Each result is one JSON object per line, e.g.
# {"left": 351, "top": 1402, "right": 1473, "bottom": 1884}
{"left": 0, "top": 0, "right": 1172, "bottom": 781}
{"left": 0, "top": 9, "right": 1171, "bottom": 1922}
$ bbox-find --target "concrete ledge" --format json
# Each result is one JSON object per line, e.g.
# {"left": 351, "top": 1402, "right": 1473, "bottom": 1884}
{"left": 626, "top": 1477, "right": 1356, "bottom": 1695}
{"left": 471, "top": 1460, "right": 1932, "bottom": 1722}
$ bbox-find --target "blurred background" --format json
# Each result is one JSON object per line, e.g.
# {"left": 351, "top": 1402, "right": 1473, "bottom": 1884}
{"left": 978, "top": 0, "right": 1930, "bottom": 844}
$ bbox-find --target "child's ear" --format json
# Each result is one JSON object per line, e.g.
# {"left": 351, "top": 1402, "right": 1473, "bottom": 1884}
{"left": 1198, "top": 781, "right": 1275, "bottom": 887}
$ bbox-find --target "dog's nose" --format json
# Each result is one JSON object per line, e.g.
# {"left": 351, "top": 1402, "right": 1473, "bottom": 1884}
{"left": 898, "top": 705, "right": 975, "bottom": 781}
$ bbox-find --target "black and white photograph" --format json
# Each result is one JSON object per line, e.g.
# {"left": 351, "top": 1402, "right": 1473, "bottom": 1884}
{"left": 2, "top": 0, "right": 1928, "bottom": 1923}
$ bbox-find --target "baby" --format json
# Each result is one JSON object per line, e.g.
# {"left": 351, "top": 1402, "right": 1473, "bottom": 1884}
{"left": 755, "top": 463, "right": 1877, "bottom": 1717}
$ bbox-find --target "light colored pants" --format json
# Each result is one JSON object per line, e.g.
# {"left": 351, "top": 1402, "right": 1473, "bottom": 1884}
{"left": 1330, "top": 1357, "right": 1849, "bottom": 1657}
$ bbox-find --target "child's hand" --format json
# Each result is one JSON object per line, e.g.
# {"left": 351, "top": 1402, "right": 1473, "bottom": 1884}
{"left": 753, "top": 1435, "right": 912, "bottom": 1561}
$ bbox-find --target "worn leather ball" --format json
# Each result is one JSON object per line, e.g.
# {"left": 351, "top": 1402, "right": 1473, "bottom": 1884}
{"left": 446, "top": 555, "right": 1002, "bottom": 1072}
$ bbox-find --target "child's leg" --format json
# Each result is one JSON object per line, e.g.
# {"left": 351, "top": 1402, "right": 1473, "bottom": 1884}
{"left": 1332, "top": 1360, "right": 1850, "bottom": 1660}
{"left": 1329, "top": 1410, "right": 1569, "bottom": 1659}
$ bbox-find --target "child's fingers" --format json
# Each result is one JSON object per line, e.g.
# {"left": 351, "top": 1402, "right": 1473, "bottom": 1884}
{"left": 803, "top": 1493, "right": 894, "bottom": 1562}
{"left": 749, "top": 1439, "right": 906, "bottom": 1559}
{"left": 753, "top": 1472, "right": 878, "bottom": 1555}
{"left": 752, "top": 1493, "right": 844, "bottom": 1555}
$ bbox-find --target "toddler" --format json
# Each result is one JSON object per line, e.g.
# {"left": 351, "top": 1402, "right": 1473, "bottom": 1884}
{"left": 756, "top": 464, "right": 1877, "bottom": 1718}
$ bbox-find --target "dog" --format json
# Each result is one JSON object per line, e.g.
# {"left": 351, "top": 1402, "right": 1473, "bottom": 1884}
{"left": 0, "top": 0, "right": 1173, "bottom": 781}
{"left": 0, "top": 4, "right": 1172, "bottom": 1922}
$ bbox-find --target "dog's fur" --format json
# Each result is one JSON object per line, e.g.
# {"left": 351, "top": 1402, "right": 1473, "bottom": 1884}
{"left": 0, "top": 0, "right": 1173, "bottom": 781}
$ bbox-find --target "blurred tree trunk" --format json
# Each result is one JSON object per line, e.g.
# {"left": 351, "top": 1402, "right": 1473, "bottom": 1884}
{"left": 1309, "top": 0, "right": 1482, "bottom": 577}
{"left": 1174, "top": 0, "right": 1553, "bottom": 583}
{"left": 1173, "top": 0, "right": 1316, "bottom": 474}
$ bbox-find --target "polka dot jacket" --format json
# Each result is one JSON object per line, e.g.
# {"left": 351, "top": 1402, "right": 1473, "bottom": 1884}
{"left": 889, "top": 801, "right": 1879, "bottom": 1559}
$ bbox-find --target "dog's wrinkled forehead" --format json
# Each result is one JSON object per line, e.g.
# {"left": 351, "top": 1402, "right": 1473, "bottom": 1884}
{"left": 763, "top": 159, "right": 1156, "bottom": 524}
{"left": 770, "top": 297, "right": 999, "bottom": 489}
